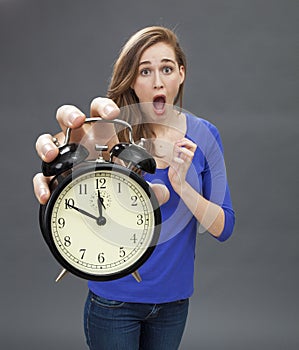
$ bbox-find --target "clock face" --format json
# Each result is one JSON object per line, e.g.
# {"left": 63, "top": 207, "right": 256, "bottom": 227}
{"left": 41, "top": 163, "right": 160, "bottom": 280}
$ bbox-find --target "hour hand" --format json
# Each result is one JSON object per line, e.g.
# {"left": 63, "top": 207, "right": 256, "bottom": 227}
{"left": 97, "top": 190, "right": 106, "bottom": 211}
{"left": 97, "top": 191, "right": 107, "bottom": 226}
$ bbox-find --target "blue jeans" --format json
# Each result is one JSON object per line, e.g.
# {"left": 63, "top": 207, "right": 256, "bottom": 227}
{"left": 84, "top": 290, "right": 189, "bottom": 350}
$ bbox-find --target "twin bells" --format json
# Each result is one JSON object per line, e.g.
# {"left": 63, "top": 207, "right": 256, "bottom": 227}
{"left": 41, "top": 117, "right": 156, "bottom": 177}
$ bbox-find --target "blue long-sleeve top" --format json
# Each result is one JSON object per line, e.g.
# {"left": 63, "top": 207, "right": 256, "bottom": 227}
{"left": 88, "top": 113, "right": 235, "bottom": 303}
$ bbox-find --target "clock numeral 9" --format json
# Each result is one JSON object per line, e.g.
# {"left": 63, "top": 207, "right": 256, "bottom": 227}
{"left": 58, "top": 217, "right": 65, "bottom": 229}
{"left": 98, "top": 252, "right": 105, "bottom": 263}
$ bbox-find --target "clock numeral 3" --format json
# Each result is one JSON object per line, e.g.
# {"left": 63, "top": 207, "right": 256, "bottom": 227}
{"left": 137, "top": 214, "right": 144, "bottom": 225}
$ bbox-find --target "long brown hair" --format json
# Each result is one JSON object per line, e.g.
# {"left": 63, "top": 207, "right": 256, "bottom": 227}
{"left": 107, "top": 26, "right": 187, "bottom": 142}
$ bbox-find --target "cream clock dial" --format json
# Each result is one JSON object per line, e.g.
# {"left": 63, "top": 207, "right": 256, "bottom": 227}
{"left": 40, "top": 163, "right": 160, "bottom": 281}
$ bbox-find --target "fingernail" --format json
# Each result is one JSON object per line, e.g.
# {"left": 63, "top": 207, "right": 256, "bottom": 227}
{"left": 39, "top": 188, "right": 49, "bottom": 204}
{"left": 174, "top": 157, "right": 184, "bottom": 164}
{"left": 68, "top": 113, "right": 79, "bottom": 127}
{"left": 103, "top": 104, "right": 115, "bottom": 117}
{"left": 42, "top": 143, "right": 56, "bottom": 160}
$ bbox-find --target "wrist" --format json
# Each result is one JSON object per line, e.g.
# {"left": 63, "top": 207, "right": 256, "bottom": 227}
{"left": 172, "top": 180, "right": 189, "bottom": 197}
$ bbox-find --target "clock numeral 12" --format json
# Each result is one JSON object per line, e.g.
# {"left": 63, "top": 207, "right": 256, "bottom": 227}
{"left": 96, "top": 178, "right": 106, "bottom": 189}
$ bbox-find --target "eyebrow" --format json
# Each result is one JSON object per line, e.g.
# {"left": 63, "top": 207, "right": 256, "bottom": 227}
{"left": 139, "top": 58, "right": 176, "bottom": 66}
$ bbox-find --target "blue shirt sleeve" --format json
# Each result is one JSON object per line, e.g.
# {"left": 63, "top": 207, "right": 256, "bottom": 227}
{"left": 195, "top": 119, "right": 235, "bottom": 241}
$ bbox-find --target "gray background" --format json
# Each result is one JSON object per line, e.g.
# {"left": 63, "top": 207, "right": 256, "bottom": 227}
{"left": 0, "top": 0, "right": 298, "bottom": 349}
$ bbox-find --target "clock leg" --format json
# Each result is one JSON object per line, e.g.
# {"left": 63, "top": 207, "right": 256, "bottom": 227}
{"left": 132, "top": 270, "right": 142, "bottom": 283}
{"left": 55, "top": 268, "right": 69, "bottom": 283}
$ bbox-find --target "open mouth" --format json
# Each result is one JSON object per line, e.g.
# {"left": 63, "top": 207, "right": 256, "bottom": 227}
{"left": 153, "top": 95, "right": 166, "bottom": 114}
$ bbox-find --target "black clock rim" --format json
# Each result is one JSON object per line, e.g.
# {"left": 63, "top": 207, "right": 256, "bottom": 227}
{"left": 39, "top": 162, "right": 161, "bottom": 281}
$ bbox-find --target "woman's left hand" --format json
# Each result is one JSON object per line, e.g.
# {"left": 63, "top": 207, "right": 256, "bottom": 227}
{"left": 168, "top": 138, "right": 197, "bottom": 195}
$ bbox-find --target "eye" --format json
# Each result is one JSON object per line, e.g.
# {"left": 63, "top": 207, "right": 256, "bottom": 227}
{"left": 162, "top": 66, "right": 173, "bottom": 74}
{"left": 140, "top": 68, "right": 151, "bottom": 76}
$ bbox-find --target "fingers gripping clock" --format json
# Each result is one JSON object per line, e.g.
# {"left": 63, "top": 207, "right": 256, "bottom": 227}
{"left": 39, "top": 118, "right": 161, "bottom": 282}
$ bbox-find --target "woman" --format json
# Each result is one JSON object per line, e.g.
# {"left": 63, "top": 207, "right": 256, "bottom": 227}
{"left": 34, "top": 26, "right": 235, "bottom": 350}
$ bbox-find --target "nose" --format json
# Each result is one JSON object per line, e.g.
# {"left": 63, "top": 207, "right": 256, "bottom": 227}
{"left": 153, "top": 72, "right": 164, "bottom": 89}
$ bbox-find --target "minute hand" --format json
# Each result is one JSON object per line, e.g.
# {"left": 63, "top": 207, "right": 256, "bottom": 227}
{"left": 67, "top": 203, "right": 98, "bottom": 221}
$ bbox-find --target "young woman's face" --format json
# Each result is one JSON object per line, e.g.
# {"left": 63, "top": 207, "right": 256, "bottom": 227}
{"left": 131, "top": 42, "right": 185, "bottom": 119}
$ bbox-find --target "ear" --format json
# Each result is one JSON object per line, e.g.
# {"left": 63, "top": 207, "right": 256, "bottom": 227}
{"left": 179, "top": 65, "right": 185, "bottom": 85}
{"left": 130, "top": 79, "right": 136, "bottom": 91}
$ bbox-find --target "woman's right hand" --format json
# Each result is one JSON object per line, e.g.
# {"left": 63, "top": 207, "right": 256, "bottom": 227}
{"left": 33, "top": 98, "right": 120, "bottom": 204}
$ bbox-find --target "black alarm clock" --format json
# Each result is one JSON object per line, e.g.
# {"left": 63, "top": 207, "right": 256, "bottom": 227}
{"left": 39, "top": 118, "right": 161, "bottom": 282}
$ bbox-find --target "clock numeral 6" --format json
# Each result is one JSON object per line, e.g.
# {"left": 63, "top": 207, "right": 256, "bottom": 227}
{"left": 98, "top": 252, "right": 105, "bottom": 263}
